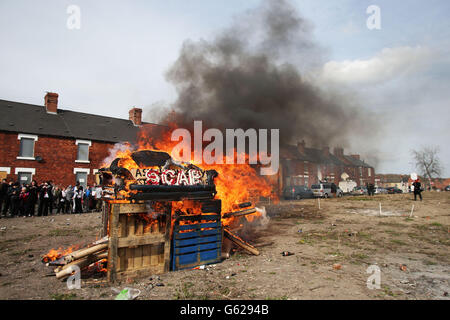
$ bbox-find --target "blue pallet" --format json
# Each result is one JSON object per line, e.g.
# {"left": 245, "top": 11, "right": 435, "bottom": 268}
{"left": 171, "top": 214, "right": 222, "bottom": 271}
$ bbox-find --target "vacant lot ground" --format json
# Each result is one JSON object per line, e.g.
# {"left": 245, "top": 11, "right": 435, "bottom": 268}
{"left": 0, "top": 192, "right": 448, "bottom": 300}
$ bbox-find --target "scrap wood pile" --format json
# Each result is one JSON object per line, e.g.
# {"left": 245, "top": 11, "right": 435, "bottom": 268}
{"left": 42, "top": 237, "right": 109, "bottom": 280}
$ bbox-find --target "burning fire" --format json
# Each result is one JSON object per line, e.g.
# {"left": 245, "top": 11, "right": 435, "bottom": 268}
{"left": 103, "top": 123, "right": 277, "bottom": 225}
{"left": 42, "top": 245, "right": 80, "bottom": 263}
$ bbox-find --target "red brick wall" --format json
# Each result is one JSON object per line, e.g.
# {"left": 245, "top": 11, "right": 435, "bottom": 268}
{"left": 0, "top": 131, "right": 114, "bottom": 187}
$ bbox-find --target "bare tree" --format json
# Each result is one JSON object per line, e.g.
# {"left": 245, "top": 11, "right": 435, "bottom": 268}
{"left": 412, "top": 146, "right": 443, "bottom": 188}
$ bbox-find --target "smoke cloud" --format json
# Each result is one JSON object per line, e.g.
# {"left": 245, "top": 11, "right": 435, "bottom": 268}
{"left": 145, "top": 0, "right": 378, "bottom": 149}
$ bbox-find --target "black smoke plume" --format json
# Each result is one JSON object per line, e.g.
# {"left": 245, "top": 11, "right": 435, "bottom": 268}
{"left": 146, "top": 0, "right": 377, "bottom": 149}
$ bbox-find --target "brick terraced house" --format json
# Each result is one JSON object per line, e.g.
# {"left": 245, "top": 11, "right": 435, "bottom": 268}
{"left": 0, "top": 92, "right": 156, "bottom": 187}
{"left": 279, "top": 140, "right": 375, "bottom": 191}
{"left": 1, "top": 92, "right": 375, "bottom": 193}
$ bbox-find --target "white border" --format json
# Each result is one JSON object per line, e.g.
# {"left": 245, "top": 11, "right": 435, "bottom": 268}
{"left": 75, "top": 139, "right": 92, "bottom": 146}
{"left": 14, "top": 168, "right": 36, "bottom": 175}
{"left": 18, "top": 133, "right": 38, "bottom": 141}
{"left": 73, "top": 168, "right": 90, "bottom": 174}
{"left": 0, "top": 167, "right": 11, "bottom": 174}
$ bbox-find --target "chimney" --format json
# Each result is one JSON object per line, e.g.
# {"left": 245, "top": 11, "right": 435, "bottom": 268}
{"left": 44, "top": 92, "right": 59, "bottom": 114}
{"left": 322, "top": 146, "right": 330, "bottom": 156}
{"left": 297, "top": 140, "right": 305, "bottom": 154}
{"left": 333, "top": 147, "right": 344, "bottom": 158}
{"left": 129, "top": 107, "right": 142, "bottom": 126}
{"left": 350, "top": 154, "right": 360, "bottom": 160}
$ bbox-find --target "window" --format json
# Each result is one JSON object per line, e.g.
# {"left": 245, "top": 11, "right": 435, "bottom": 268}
{"left": 17, "top": 134, "right": 38, "bottom": 159}
{"left": 368, "top": 167, "right": 372, "bottom": 177}
{"left": 75, "top": 140, "right": 91, "bottom": 163}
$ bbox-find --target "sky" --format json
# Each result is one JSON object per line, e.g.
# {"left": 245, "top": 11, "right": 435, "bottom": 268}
{"left": 0, "top": 0, "right": 449, "bottom": 176}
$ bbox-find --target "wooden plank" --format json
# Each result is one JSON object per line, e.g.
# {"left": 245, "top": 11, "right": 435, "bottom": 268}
{"left": 142, "top": 244, "right": 151, "bottom": 267}
{"left": 158, "top": 243, "right": 165, "bottom": 264}
{"left": 118, "top": 203, "right": 147, "bottom": 214}
{"left": 136, "top": 217, "right": 144, "bottom": 236}
{"left": 115, "top": 265, "right": 165, "bottom": 281}
{"left": 118, "top": 234, "right": 165, "bottom": 248}
{"left": 134, "top": 246, "right": 143, "bottom": 269}
{"left": 118, "top": 215, "right": 127, "bottom": 238}
{"left": 118, "top": 247, "right": 126, "bottom": 272}
{"left": 127, "top": 215, "right": 135, "bottom": 237}
{"left": 163, "top": 206, "right": 172, "bottom": 272}
{"left": 150, "top": 244, "right": 159, "bottom": 266}
{"left": 126, "top": 247, "right": 134, "bottom": 270}
{"left": 107, "top": 204, "right": 120, "bottom": 283}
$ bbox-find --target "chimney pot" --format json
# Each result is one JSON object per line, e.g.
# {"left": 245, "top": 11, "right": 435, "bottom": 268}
{"left": 44, "top": 92, "right": 59, "bottom": 114}
{"left": 333, "top": 147, "right": 344, "bottom": 157}
{"left": 297, "top": 140, "right": 305, "bottom": 154}
{"left": 129, "top": 107, "right": 142, "bottom": 126}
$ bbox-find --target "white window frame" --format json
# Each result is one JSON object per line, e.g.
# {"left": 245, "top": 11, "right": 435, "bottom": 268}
{"left": 14, "top": 168, "right": 36, "bottom": 184}
{"left": 73, "top": 168, "right": 90, "bottom": 175}
{"left": 368, "top": 167, "right": 372, "bottom": 177}
{"left": 17, "top": 134, "right": 38, "bottom": 160}
{"left": 75, "top": 140, "right": 91, "bottom": 163}
{"left": 0, "top": 167, "right": 11, "bottom": 174}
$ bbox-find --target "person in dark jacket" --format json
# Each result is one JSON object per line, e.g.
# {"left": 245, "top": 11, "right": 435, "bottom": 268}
{"left": 38, "top": 182, "right": 52, "bottom": 216}
{"left": 0, "top": 179, "right": 8, "bottom": 217}
{"left": 413, "top": 179, "right": 422, "bottom": 201}
{"left": 9, "top": 182, "right": 20, "bottom": 217}
{"left": 74, "top": 186, "right": 83, "bottom": 213}
{"left": 28, "top": 180, "right": 38, "bottom": 216}
{"left": 2, "top": 181, "right": 13, "bottom": 216}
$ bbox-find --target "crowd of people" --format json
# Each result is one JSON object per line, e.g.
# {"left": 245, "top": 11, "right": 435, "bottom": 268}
{"left": 0, "top": 179, "right": 104, "bottom": 218}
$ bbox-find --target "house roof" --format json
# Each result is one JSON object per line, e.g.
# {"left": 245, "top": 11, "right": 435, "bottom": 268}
{"left": 282, "top": 144, "right": 373, "bottom": 168}
{"left": 0, "top": 99, "right": 160, "bottom": 143}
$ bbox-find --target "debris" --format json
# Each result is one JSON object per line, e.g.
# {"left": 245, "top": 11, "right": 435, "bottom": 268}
{"left": 399, "top": 265, "right": 407, "bottom": 272}
{"left": 333, "top": 264, "right": 342, "bottom": 270}
{"left": 155, "top": 283, "right": 164, "bottom": 287}
{"left": 444, "top": 292, "right": 448, "bottom": 297}
{"left": 281, "top": 251, "right": 294, "bottom": 256}
{"left": 114, "top": 287, "right": 141, "bottom": 300}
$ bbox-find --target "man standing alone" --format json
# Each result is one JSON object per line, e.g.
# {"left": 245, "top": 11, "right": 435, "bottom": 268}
{"left": 413, "top": 179, "right": 422, "bottom": 201}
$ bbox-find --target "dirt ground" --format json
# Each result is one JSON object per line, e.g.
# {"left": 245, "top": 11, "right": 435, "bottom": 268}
{"left": 0, "top": 192, "right": 449, "bottom": 300}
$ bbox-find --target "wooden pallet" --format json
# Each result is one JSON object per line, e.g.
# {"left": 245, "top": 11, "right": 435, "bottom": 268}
{"left": 107, "top": 202, "right": 171, "bottom": 282}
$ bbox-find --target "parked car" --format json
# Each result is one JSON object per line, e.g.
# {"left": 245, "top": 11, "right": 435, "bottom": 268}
{"left": 445, "top": 185, "right": 450, "bottom": 191}
{"left": 386, "top": 186, "right": 403, "bottom": 194}
{"left": 351, "top": 186, "right": 368, "bottom": 195}
{"left": 375, "top": 187, "right": 388, "bottom": 194}
{"left": 283, "top": 185, "right": 314, "bottom": 200}
{"left": 311, "top": 183, "right": 340, "bottom": 198}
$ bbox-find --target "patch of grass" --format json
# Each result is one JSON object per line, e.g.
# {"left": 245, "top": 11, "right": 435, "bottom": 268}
{"left": 430, "top": 222, "right": 443, "bottom": 227}
{"left": 174, "top": 282, "right": 196, "bottom": 300}
{"left": 269, "top": 272, "right": 276, "bottom": 275}
{"left": 265, "top": 295, "right": 288, "bottom": 300}
{"left": 390, "top": 239, "right": 407, "bottom": 246}
{"left": 50, "top": 293, "right": 77, "bottom": 300}
{"left": 48, "top": 229, "right": 80, "bottom": 237}
{"left": 382, "top": 285, "right": 397, "bottom": 297}
{"left": 351, "top": 252, "right": 369, "bottom": 260}
{"left": 423, "top": 259, "right": 437, "bottom": 266}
